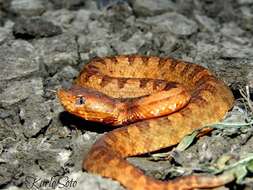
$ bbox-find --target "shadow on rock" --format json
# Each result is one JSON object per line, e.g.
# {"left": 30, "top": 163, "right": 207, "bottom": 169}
{"left": 58, "top": 111, "right": 115, "bottom": 134}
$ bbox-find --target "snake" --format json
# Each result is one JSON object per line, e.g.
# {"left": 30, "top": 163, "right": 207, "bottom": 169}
{"left": 57, "top": 55, "right": 235, "bottom": 190}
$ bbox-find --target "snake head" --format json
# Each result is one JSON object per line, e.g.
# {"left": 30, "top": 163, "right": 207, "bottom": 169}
{"left": 57, "top": 85, "right": 118, "bottom": 125}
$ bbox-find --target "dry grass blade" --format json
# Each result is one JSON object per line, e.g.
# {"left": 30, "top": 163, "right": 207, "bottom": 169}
{"left": 239, "top": 85, "right": 253, "bottom": 114}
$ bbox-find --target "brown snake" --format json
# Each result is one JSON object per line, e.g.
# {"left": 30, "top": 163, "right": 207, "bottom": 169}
{"left": 57, "top": 55, "right": 235, "bottom": 190}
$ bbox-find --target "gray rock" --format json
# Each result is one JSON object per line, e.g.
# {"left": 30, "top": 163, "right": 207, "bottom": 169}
{"left": 248, "top": 69, "right": 253, "bottom": 89}
{"left": 194, "top": 13, "right": 218, "bottom": 32}
{"left": 111, "top": 31, "right": 150, "bottom": 54}
{"left": 46, "top": 65, "right": 79, "bottom": 88}
{"left": 10, "top": 0, "right": 45, "bottom": 16}
{"left": 81, "top": 41, "right": 113, "bottom": 58}
{"left": 71, "top": 131, "right": 100, "bottom": 157}
{"left": 73, "top": 172, "right": 124, "bottom": 190}
{"left": 0, "top": 125, "right": 19, "bottom": 186}
{"left": 18, "top": 96, "right": 52, "bottom": 138}
{"left": 240, "top": 6, "right": 253, "bottom": 19}
{"left": 220, "top": 22, "right": 248, "bottom": 45}
{"left": 0, "top": 20, "right": 14, "bottom": 44}
{"left": 160, "top": 34, "right": 177, "bottom": 54}
{"left": 4, "top": 20, "right": 15, "bottom": 31}
{"left": 77, "top": 19, "right": 113, "bottom": 57}
{"left": 34, "top": 34, "right": 79, "bottom": 74}
{"left": 57, "top": 66, "right": 79, "bottom": 82}
{"left": 13, "top": 17, "right": 62, "bottom": 39}
{"left": 0, "top": 28, "right": 10, "bottom": 44}
{"left": 0, "top": 40, "right": 40, "bottom": 81}
{"left": 10, "top": 138, "right": 66, "bottom": 186}
{"left": 0, "top": 17, "right": 5, "bottom": 27}
{"left": 2, "top": 186, "right": 21, "bottom": 190}
{"left": 195, "top": 41, "right": 219, "bottom": 62}
{"left": 220, "top": 22, "right": 244, "bottom": 37}
{"left": 0, "top": 165, "right": 15, "bottom": 187}
{"left": 86, "top": 20, "right": 110, "bottom": 40}
{"left": 50, "top": 0, "right": 85, "bottom": 9}
{"left": 221, "top": 41, "right": 253, "bottom": 58}
{"left": 237, "top": 0, "right": 253, "bottom": 4}
{"left": 72, "top": 9, "right": 92, "bottom": 33}
{"left": 143, "top": 12, "right": 198, "bottom": 35}
{"left": 43, "top": 10, "right": 76, "bottom": 32}
{"left": 0, "top": 78, "right": 43, "bottom": 107}
{"left": 0, "top": 109, "right": 12, "bottom": 119}
{"left": 128, "top": 157, "right": 172, "bottom": 179}
{"left": 130, "top": 0, "right": 176, "bottom": 16}
{"left": 86, "top": 0, "right": 98, "bottom": 10}
{"left": 0, "top": 130, "right": 18, "bottom": 186}
{"left": 0, "top": 125, "right": 16, "bottom": 143}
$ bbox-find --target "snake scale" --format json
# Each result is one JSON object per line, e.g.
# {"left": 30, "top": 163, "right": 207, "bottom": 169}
{"left": 57, "top": 55, "right": 235, "bottom": 190}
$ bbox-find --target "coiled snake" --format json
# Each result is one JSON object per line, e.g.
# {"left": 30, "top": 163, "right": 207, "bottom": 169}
{"left": 58, "top": 55, "right": 234, "bottom": 190}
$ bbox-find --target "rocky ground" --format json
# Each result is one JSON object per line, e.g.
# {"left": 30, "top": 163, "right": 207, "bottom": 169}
{"left": 0, "top": 0, "right": 253, "bottom": 190}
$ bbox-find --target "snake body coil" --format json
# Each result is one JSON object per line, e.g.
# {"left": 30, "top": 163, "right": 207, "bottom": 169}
{"left": 58, "top": 55, "right": 234, "bottom": 190}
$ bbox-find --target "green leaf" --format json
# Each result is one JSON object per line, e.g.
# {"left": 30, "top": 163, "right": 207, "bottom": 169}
{"left": 176, "top": 131, "right": 198, "bottom": 151}
{"left": 246, "top": 159, "right": 253, "bottom": 172}
{"left": 216, "top": 154, "right": 232, "bottom": 170}
{"left": 232, "top": 165, "right": 248, "bottom": 184}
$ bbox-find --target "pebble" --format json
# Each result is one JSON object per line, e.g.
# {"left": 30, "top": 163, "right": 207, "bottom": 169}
{"left": 19, "top": 96, "right": 52, "bottom": 137}
{"left": 0, "top": 27, "right": 11, "bottom": 44}
{"left": 73, "top": 172, "right": 124, "bottom": 190}
{"left": 72, "top": 9, "right": 92, "bottom": 32}
{"left": 50, "top": 0, "right": 86, "bottom": 9}
{"left": 10, "top": 0, "right": 45, "bottom": 16}
{"left": 143, "top": 12, "right": 198, "bottom": 35}
{"left": 13, "top": 17, "right": 62, "bottom": 39}
{"left": 221, "top": 41, "right": 253, "bottom": 58}
{"left": 43, "top": 10, "right": 76, "bottom": 30}
{"left": 237, "top": 0, "right": 253, "bottom": 4}
{"left": 0, "top": 78, "right": 43, "bottom": 107}
{"left": 194, "top": 13, "right": 218, "bottom": 32}
{"left": 111, "top": 31, "right": 147, "bottom": 54}
{"left": 0, "top": 40, "right": 39, "bottom": 81}
{"left": 34, "top": 34, "right": 79, "bottom": 74}
{"left": 130, "top": 0, "right": 176, "bottom": 16}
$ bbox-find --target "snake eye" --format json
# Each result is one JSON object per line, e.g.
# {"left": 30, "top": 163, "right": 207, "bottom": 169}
{"left": 76, "top": 96, "right": 85, "bottom": 105}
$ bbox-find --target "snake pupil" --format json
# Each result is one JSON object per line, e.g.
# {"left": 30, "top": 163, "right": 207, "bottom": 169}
{"left": 76, "top": 96, "right": 85, "bottom": 105}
